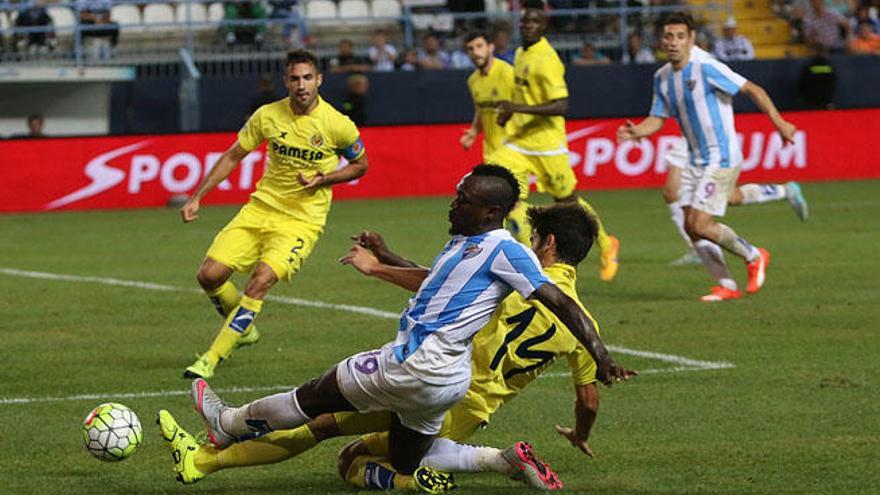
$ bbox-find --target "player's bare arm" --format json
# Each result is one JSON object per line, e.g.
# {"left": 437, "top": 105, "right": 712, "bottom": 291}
{"left": 460, "top": 105, "right": 482, "bottom": 150}
{"left": 180, "top": 142, "right": 249, "bottom": 223}
{"left": 530, "top": 283, "right": 636, "bottom": 385}
{"left": 297, "top": 154, "right": 369, "bottom": 190}
{"left": 617, "top": 116, "right": 664, "bottom": 142}
{"left": 496, "top": 98, "right": 568, "bottom": 127}
{"left": 740, "top": 81, "right": 797, "bottom": 145}
{"left": 555, "top": 382, "right": 600, "bottom": 457}
{"left": 353, "top": 231, "right": 423, "bottom": 269}
{"left": 340, "top": 244, "right": 428, "bottom": 291}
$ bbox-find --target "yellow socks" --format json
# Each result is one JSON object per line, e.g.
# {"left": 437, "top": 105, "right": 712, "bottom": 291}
{"left": 205, "top": 295, "right": 263, "bottom": 365}
{"left": 194, "top": 426, "right": 317, "bottom": 474}
{"left": 506, "top": 200, "right": 532, "bottom": 245}
{"left": 577, "top": 196, "right": 611, "bottom": 253}
{"left": 206, "top": 280, "right": 240, "bottom": 317}
{"left": 344, "top": 455, "right": 415, "bottom": 490}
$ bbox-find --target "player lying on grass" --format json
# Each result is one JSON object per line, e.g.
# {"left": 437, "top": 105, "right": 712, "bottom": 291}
{"left": 160, "top": 166, "right": 635, "bottom": 488}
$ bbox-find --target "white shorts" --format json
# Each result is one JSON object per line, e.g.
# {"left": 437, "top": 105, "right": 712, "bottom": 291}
{"left": 679, "top": 164, "right": 741, "bottom": 217}
{"left": 335, "top": 344, "right": 470, "bottom": 435}
{"left": 664, "top": 137, "right": 689, "bottom": 170}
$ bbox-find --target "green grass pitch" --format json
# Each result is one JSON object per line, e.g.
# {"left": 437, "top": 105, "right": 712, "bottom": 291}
{"left": 0, "top": 180, "right": 877, "bottom": 494}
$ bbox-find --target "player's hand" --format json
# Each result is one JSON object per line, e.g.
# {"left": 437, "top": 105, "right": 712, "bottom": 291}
{"left": 595, "top": 360, "right": 637, "bottom": 387}
{"left": 180, "top": 198, "right": 200, "bottom": 223}
{"left": 297, "top": 171, "right": 326, "bottom": 189}
{"left": 554, "top": 425, "right": 594, "bottom": 458}
{"left": 777, "top": 120, "right": 797, "bottom": 146}
{"left": 352, "top": 231, "right": 387, "bottom": 255}
{"left": 496, "top": 100, "right": 514, "bottom": 127}
{"left": 339, "top": 244, "right": 381, "bottom": 276}
{"left": 616, "top": 120, "right": 638, "bottom": 142}
{"left": 460, "top": 129, "right": 477, "bottom": 150}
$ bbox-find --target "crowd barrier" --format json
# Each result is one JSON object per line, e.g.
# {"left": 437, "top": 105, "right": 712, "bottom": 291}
{"left": 3, "top": 108, "right": 878, "bottom": 213}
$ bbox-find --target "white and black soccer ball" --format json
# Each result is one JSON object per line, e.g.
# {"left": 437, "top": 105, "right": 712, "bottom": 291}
{"left": 81, "top": 402, "right": 143, "bottom": 462}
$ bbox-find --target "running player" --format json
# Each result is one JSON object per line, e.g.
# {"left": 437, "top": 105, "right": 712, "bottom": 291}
{"left": 159, "top": 165, "right": 633, "bottom": 488}
{"left": 460, "top": 31, "right": 515, "bottom": 161}
{"left": 158, "top": 203, "right": 606, "bottom": 492}
{"left": 179, "top": 50, "right": 369, "bottom": 379}
{"left": 488, "top": 0, "right": 620, "bottom": 282}
{"left": 663, "top": 134, "right": 809, "bottom": 266}
{"left": 618, "top": 12, "right": 797, "bottom": 301}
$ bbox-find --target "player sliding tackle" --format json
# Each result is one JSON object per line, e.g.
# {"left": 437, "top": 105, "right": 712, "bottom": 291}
{"left": 158, "top": 202, "right": 614, "bottom": 492}
{"left": 618, "top": 12, "right": 798, "bottom": 302}
{"left": 158, "top": 165, "right": 635, "bottom": 490}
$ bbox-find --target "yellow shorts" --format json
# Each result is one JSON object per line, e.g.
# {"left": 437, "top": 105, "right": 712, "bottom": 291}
{"left": 205, "top": 199, "right": 322, "bottom": 282}
{"left": 487, "top": 144, "right": 577, "bottom": 200}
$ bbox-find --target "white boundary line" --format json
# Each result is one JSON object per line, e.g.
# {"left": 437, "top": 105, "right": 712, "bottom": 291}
{"left": 0, "top": 267, "right": 734, "bottom": 406}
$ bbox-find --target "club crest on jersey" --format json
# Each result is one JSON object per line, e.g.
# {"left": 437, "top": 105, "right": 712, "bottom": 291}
{"left": 462, "top": 243, "right": 483, "bottom": 260}
{"left": 687, "top": 79, "right": 697, "bottom": 91}
{"left": 310, "top": 133, "right": 324, "bottom": 148}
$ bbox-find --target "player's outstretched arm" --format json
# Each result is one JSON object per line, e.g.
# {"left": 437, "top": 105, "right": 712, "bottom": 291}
{"left": 180, "top": 142, "right": 249, "bottom": 222}
{"left": 530, "top": 283, "right": 637, "bottom": 386}
{"left": 616, "top": 116, "right": 664, "bottom": 142}
{"left": 352, "top": 231, "right": 424, "bottom": 269}
{"left": 460, "top": 105, "right": 482, "bottom": 150}
{"left": 555, "top": 382, "right": 599, "bottom": 457}
{"left": 496, "top": 98, "right": 568, "bottom": 126}
{"left": 340, "top": 245, "right": 428, "bottom": 292}
{"left": 740, "top": 81, "right": 796, "bottom": 145}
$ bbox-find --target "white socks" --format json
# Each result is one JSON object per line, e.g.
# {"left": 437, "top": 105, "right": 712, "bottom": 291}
{"left": 716, "top": 224, "right": 759, "bottom": 262}
{"left": 420, "top": 439, "right": 514, "bottom": 474}
{"left": 694, "top": 240, "right": 737, "bottom": 290}
{"left": 739, "top": 184, "right": 786, "bottom": 205}
{"left": 220, "top": 389, "right": 311, "bottom": 439}
{"left": 668, "top": 201, "right": 693, "bottom": 248}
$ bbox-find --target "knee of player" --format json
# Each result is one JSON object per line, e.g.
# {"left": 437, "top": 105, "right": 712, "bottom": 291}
{"left": 244, "top": 269, "right": 278, "bottom": 297}
{"left": 196, "top": 266, "right": 223, "bottom": 290}
{"left": 661, "top": 186, "right": 678, "bottom": 204}
{"left": 308, "top": 414, "right": 341, "bottom": 442}
{"left": 685, "top": 217, "right": 712, "bottom": 239}
{"left": 337, "top": 439, "right": 369, "bottom": 481}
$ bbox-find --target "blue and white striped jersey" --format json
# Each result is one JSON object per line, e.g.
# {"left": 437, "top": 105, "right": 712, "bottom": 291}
{"left": 393, "top": 229, "right": 550, "bottom": 385}
{"left": 650, "top": 46, "right": 748, "bottom": 168}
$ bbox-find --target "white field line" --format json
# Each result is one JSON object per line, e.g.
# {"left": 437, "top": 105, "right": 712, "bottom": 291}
{"left": 0, "top": 267, "right": 734, "bottom": 406}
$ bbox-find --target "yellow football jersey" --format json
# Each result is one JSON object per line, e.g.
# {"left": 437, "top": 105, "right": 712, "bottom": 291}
{"left": 459, "top": 263, "right": 599, "bottom": 423}
{"left": 466, "top": 58, "right": 515, "bottom": 160}
{"left": 237, "top": 96, "right": 365, "bottom": 225}
{"left": 507, "top": 37, "right": 569, "bottom": 153}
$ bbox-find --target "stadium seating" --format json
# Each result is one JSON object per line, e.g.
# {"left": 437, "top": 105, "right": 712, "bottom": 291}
{"left": 143, "top": 3, "right": 177, "bottom": 32}
{"left": 0, "top": 11, "right": 9, "bottom": 34}
{"left": 371, "top": 0, "right": 402, "bottom": 18}
{"left": 207, "top": 2, "right": 225, "bottom": 23}
{"left": 111, "top": 4, "right": 143, "bottom": 33}
{"left": 338, "top": 0, "right": 370, "bottom": 25}
{"left": 306, "top": 0, "right": 338, "bottom": 20}
{"left": 47, "top": 5, "right": 76, "bottom": 31}
{"left": 176, "top": 2, "right": 210, "bottom": 26}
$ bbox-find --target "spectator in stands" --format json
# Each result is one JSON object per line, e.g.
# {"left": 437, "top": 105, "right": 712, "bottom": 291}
{"left": 803, "top": 0, "right": 850, "bottom": 53}
{"left": 328, "top": 39, "right": 372, "bottom": 73}
{"left": 75, "top": 0, "right": 119, "bottom": 50}
{"left": 267, "top": 0, "right": 302, "bottom": 45}
{"left": 572, "top": 42, "right": 611, "bottom": 65}
{"left": 850, "top": 3, "right": 880, "bottom": 34}
{"left": 399, "top": 48, "right": 419, "bottom": 71}
{"left": 713, "top": 17, "right": 756, "bottom": 61}
{"left": 14, "top": 0, "right": 56, "bottom": 53}
{"left": 247, "top": 73, "right": 279, "bottom": 118}
{"left": 450, "top": 33, "right": 476, "bottom": 69}
{"left": 369, "top": 29, "right": 398, "bottom": 72}
{"left": 492, "top": 30, "right": 515, "bottom": 63}
{"left": 25, "top": 114, "right": 45, "bottom": 138}
{"left": 849, "top": 20, "right": 880, "bottom": 52}
{"left": 418, "top": 32, "right": 450, "bottom": 69}
{"left": 341, "top": 73, "right": 369, "bottom": 126}
{"left": 621, "top": 32, "right": 655, "bottom": 64}
{"left": 224, "top": 1, "right": 268, "bottom": 47}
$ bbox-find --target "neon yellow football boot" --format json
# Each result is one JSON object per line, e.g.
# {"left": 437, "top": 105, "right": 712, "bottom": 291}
{"left": 157, "top": 409, "right": 206, "bottom": 485}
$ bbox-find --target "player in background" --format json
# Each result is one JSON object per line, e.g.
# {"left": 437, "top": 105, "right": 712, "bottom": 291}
{"left": 159, "top": 165, "right": 633, "bottom": 491}
{"left": 459, "top": 31, "right": 515, "bottom": 162}
{"left": 178, "top": 50, "right": 368, "bottom": 379}
{"left": 618, "top": 13, "right": 797, "bottom": 301}
{"left": 489, "top": 0, "right": 620, "bottom": 282}
{"left": 662, "top": 136, "right": 809, "bottom": 266}
{"left": 158, "top": 203, "right": 606, "bottom": 493}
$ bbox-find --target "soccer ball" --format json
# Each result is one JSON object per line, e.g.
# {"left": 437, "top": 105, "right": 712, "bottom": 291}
{"left": 81, "top": 402, "right": 143, "bottom": 462}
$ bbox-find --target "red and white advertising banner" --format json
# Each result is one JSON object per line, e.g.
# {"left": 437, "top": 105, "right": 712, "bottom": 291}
{"left": 1, "top": 108, "right": 878, "bottom": 213}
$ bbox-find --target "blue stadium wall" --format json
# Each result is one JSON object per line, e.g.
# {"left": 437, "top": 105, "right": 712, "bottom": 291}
{"left": 110, "top": 55, "right": 880, "bottom": 135}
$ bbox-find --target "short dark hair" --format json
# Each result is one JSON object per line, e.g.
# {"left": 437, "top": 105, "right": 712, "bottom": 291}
{"left": 465, "top": 31, "right": 490, "bottom": 44}
{"left": 522, "top": 0, "right": 545, "bottom": 11}
{"left": 470, "top": 164, "right": 520, "bottom": 215}
{"left": 27, "top": 114, "right": 43, "bottom": 123}
{"left": 287, "top": 49, "right": 320, "bottom": 70}
{"left": 662, "top": 12, "right": 696, "bottom": 33}
{"left": 527, "top": 203, "right": 598, "bottom": 266}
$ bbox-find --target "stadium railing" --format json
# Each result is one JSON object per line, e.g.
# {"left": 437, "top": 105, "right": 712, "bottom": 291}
{"left": 0, "top": 0, "right": 730, "bottom": 68}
